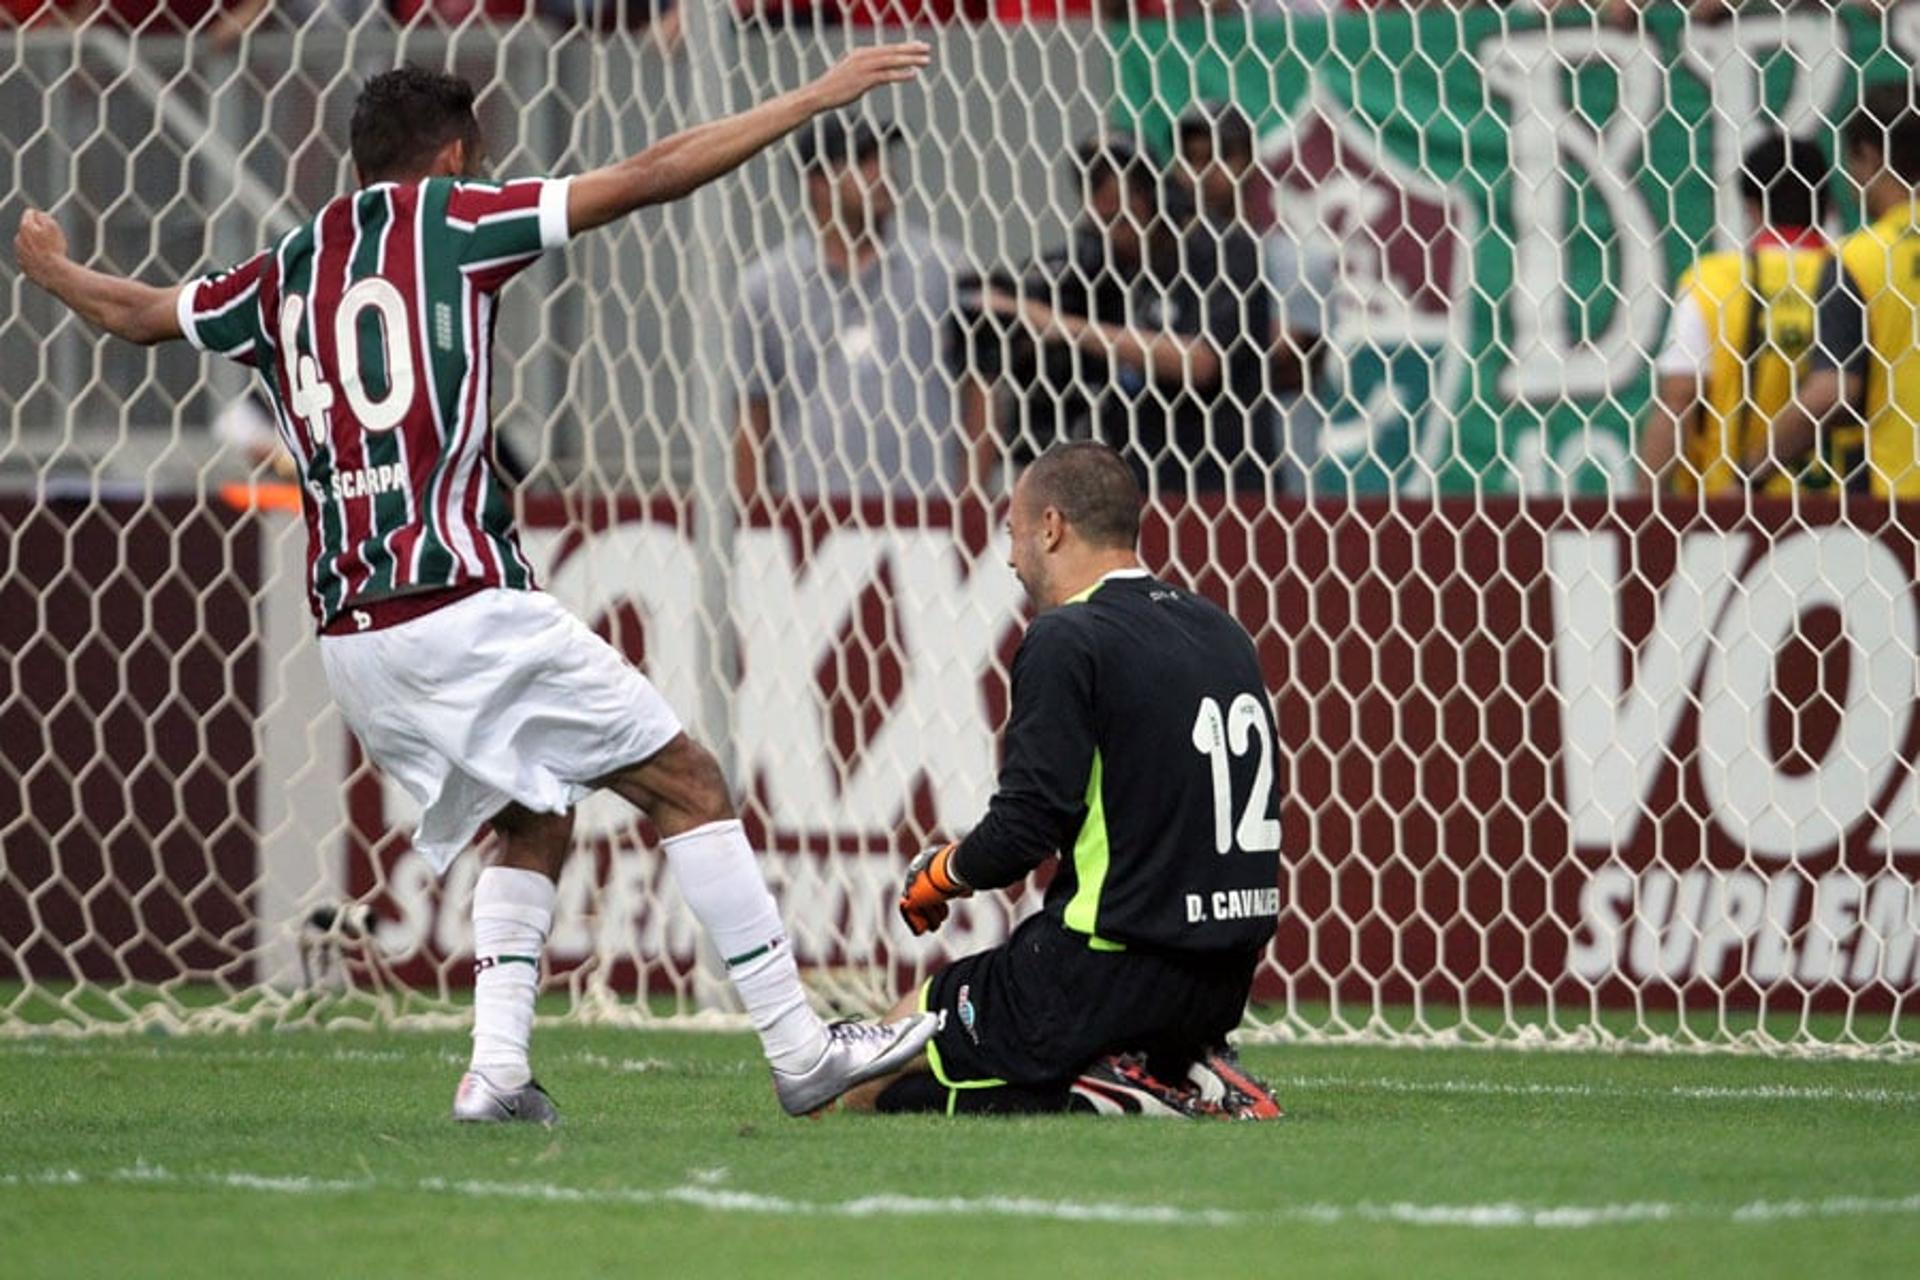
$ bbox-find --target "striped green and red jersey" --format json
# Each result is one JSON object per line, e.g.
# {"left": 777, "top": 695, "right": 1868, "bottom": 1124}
{"left": 176, "top": 176, "right": 572, "bottom": 629}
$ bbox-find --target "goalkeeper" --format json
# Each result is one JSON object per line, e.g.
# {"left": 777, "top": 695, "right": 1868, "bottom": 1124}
{"left": 847, "top": 441, "right": 1284, "bottom": 1119}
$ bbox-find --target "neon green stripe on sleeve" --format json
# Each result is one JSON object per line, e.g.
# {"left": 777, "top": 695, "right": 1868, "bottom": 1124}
{"left": 1062, "top": 751, "right": 1122, "bottom": 951}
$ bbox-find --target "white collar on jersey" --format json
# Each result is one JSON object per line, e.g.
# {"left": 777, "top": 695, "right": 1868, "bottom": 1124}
{"left": 1099, "top": 567, "right": 1151, "bottom": 583}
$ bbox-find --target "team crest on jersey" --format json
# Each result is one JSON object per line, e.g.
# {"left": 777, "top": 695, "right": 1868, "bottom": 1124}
{"left": 956, "top": 983, "right": 979, "bottom": 1043}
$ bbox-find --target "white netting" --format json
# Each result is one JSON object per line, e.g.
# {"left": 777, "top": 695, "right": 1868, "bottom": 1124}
{"left": 4, "top": 3, "right": 1919, "bottom": 1056}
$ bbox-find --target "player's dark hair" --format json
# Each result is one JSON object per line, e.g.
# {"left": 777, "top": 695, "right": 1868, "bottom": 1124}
{"left": 1737, "top": 133, "right": 1830, "bottom": 227}
{"left": 1843, "top": 80, "right": 1920, "bottom": 185}
{"left": 1021, "top": 441, "right": 1143, "bottom": 550}
{"left": 351, "top": 66, "right": 483, "bottom": 183}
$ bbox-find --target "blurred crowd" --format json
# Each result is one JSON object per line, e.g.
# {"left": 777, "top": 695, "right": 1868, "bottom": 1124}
{"left": 0, "top": 0, "right": 681, "bottom": 44}
{"left": 12, "top": 0, "right": 1917, "bottom": 500}
{"left": 6, "top": 0, "right": 1899, "bottom": 36}
{"left": 732, "top": 105, "right": 1342, "bottom": 504}
{"left": 734, "top": 79, "right": 1920, "bottom": 504}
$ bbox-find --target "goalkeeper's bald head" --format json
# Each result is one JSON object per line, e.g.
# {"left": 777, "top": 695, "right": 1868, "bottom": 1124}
{"left": 1017, "top": 441, "right": 1142, "bottom": 551}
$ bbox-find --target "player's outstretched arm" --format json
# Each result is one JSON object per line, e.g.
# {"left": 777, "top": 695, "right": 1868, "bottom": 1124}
{"left": 566, "top": 42, "right": 932, "bottom": 235}
{"left": 14, "top": 209, "right": 183, "bottom": 346}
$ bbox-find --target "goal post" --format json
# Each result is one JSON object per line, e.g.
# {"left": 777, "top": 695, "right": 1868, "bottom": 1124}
{"left": 3, "top": 5, "right": 1918, "bottom": 1057}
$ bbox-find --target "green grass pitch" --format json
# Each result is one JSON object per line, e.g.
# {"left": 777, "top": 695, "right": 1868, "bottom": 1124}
{"left": 2, "top": 1027, "right": 1917, "bottom": 1277}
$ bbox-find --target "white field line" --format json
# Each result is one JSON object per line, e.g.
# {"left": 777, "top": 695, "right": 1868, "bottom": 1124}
{"left": 0, "top": 1042, "right": 424, "bottom": 1065}
{"left": 0, "top": 1041, "right": 689, "bottom": 1074}
{"left": 2, "top": 1040, "right": 1907, "bottom": 1106}
{"left": 1270, "top": 1072, "right": 1920, "bottom": 1107}
{"left": 5, "top": 1165, "right": 1920, "bottom": 1230}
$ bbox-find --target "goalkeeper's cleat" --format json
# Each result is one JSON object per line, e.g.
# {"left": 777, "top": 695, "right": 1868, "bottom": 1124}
{"left": 772, "top": 1012, "right": 941, "bottom": 1117}
{"left": 1068, "top": 1054, "right": 1202, "bottom": 1119}
{"left": 1186, "top": 1048, "right": 1284, "bottom": 1121}
{"left": 452, "top": 1070, "right": 560, "bottom": 1126}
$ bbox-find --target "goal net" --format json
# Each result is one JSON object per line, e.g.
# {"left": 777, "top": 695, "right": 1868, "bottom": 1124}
{"left": 4, "top": 3, "right": 1918, "bottom": 1056}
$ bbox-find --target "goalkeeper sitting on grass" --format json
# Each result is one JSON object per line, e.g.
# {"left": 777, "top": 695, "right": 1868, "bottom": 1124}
{"left": 844, "top": 441, "right": 1284, "bottom": 1119}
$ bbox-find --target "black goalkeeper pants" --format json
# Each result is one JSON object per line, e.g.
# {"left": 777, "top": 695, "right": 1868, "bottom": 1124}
{"left": 881, "top": 913, "right": 1258, "bottom": 1116}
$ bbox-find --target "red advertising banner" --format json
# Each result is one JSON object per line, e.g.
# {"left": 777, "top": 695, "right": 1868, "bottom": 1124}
{"left": 1210, "top": 495, "right": 1920, "bottom": 1011}
{"left": 1, "top": 495, "right": 261, "bottom": 982}
{"left": 8, "top": 492, "right": 1918, "bottom": 1016}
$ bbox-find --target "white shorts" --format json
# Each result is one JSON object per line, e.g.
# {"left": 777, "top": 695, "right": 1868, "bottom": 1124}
{"left": 318, "top": 588, "right": 683, "bottom": 874}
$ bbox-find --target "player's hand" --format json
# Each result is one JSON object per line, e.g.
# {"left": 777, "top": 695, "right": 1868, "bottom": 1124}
{"left": 898, "top": 841, "right": 970, "bottom": 936}
{"left": 806, "top": 42, "right": 932, "bottom": 112}
{"left": 14, "top": 208, "right": 71, "bottom": 284}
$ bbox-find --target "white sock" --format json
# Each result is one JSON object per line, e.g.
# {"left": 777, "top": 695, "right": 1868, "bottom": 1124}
{"left": 661, "top": 819, "right": 829, "bottom": 1074}
{"left": 469, "top": 866, "right": 555, "bottom": 1089}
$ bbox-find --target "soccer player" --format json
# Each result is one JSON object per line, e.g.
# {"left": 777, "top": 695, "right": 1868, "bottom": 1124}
{"left": 845, "top": 441, "right": 1284, "bottom": 1119}
{"left": 13, "top": 49, "right": 939, "bottom": 1123}
{"left": 1637, "top": 132, "right": 1832, "bottom": 495}
{"left": 1763, "top": 82, "right": 1920, "bottom": 497}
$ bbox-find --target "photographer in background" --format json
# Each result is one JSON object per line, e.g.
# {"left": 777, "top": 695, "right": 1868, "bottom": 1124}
{"left": 960, "top": 135, "right": 1273, "bottom": 500}
{"left": 1173, "top": 102, "right": 1332, "bottom": 497}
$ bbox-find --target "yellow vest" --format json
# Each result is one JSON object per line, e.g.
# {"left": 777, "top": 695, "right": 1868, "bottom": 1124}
{"left": 1670, "top": 246, "right": 1830, "bottom": 495}
{"left": 1834, "top": 199, "right": 1920, "bottom": 498}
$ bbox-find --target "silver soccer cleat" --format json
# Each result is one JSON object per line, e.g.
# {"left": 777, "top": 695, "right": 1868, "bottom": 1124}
{"left": 772, "top": 1012, "right": 941, "bottom": 1116}
{"left": 452, "top": 1070, "right": 560, "bottom": 1126}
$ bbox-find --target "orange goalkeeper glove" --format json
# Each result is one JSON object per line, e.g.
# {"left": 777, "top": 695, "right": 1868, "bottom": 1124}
{"left": 898, "top": 842, "right": 971, "bottom": 936}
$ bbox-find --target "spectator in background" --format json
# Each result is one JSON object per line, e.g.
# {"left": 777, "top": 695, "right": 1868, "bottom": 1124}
{"left": 1763, "top": 81, "right": 1920, "bottom": 498}
{"left": 393, "top": 0, "right": 681, "bottom": 43}
{"left": 742, "top": 0, "right": 987, "bottom": 26}
{"left": 538, "top": 0, "right": 680, "bottom": 47}
{"left": 968, "top": 134, "right": 1272, "bottom": 499}
{"left": 43, "top": 0, "right": 256, "bottom": 38}
{"left": 1174, "top": 102, "right": 1332, "bottom": 495}
{"left": 203, "top": 0, "right": 382, "bottom": 48}
{"left": 987, "top": 0, "right": 1161, "bottom": 19}
{"left": 955, "top": 141, "right": 1140, "bottom": 470}
{"left": 20, "top": 0, "right": 683, "bottom": 36}
{"left": 732, "top": 117, "right": 992, "bottom": 503}
{"left": 1638, "top": 131, "right": 1831, "bottom": 495}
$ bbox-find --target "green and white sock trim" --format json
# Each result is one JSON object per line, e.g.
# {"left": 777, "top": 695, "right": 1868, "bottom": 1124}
{"left": 473, "top": 954, "right": 539, "bottom": 976}
{"left": 724, "top": 938, "right": 785, "bottom": 968}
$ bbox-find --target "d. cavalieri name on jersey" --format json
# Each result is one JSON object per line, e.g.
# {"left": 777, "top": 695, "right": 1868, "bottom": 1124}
{"left": 1186, "top": 887, "right": 1281, "bottom": 924}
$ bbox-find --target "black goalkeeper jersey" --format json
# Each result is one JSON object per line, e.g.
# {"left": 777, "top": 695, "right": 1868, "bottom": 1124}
{"left": 952, "top": 569, "right": 1281, "bottom": 953}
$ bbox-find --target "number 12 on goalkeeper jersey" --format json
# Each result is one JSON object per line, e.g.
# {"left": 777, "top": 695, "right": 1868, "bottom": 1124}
{"left": 1191, "top": 692, "right": 1282, "bottom": 856}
